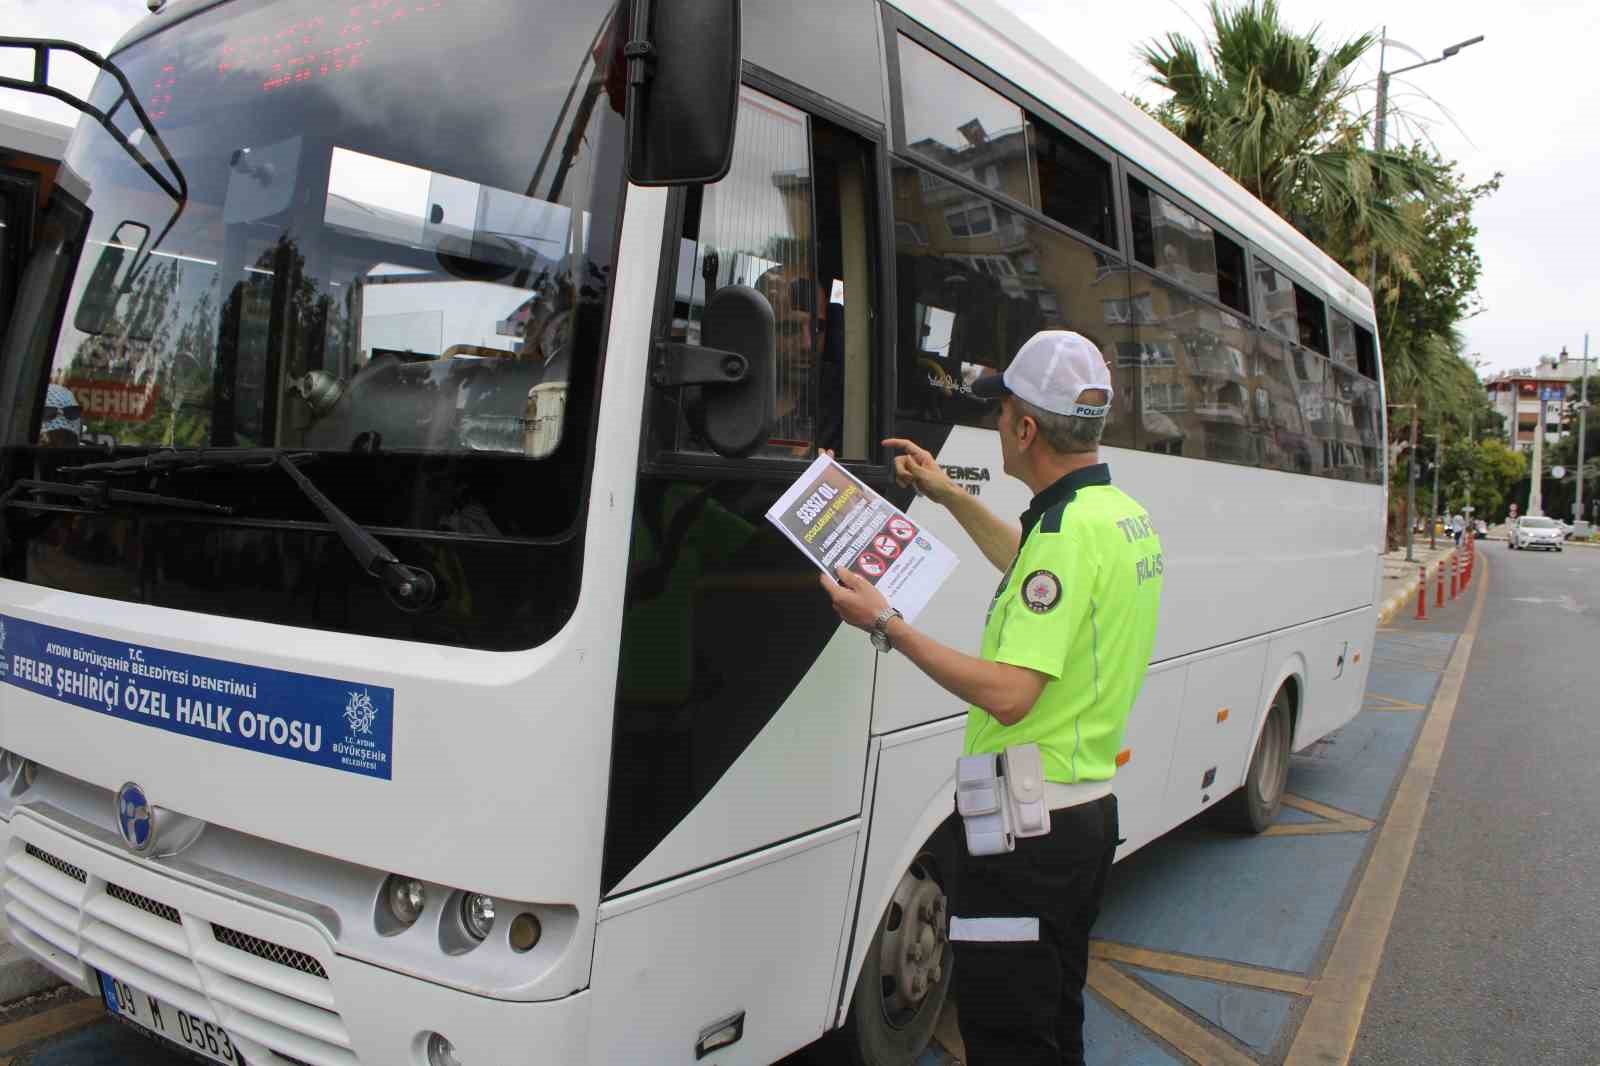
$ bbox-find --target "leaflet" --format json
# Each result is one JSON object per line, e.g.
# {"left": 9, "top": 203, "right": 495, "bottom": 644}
{"left": 765, "top": 455, "right": 957, "bottom": 623}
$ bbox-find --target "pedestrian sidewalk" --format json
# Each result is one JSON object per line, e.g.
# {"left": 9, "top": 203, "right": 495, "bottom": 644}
{"left": 1378, "top": 540, "right": 1463, "bottom": 624}
{"left": 0, "top": 911, "right": 57, "bottom": 1002}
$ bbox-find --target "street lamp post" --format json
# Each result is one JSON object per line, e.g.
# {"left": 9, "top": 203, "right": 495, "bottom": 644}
{"left": 1575, "top": 333, "right": 1591, "bottom": 532}
{"left": 1429, "top": 425, "right": 1442, "bottom": 550}
{"left": 1371, "top": 31, "right": 1485, "bottom": 286}
{"left": 1389, "top": 403, "right": 1419, "bottom": 561}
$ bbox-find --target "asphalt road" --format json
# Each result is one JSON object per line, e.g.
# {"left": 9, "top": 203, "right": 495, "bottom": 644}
{"left": 1351, "top": 541, "right": 1600, "bottom": 1065}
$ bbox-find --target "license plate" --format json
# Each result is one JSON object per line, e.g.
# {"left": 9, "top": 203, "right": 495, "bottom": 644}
{"left": 99, "top": 972, "right": 245, "bottom": 1064}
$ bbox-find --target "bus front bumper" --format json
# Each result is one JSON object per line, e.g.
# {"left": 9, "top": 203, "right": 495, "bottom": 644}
{"left": 0, "top": 812, "right": 592, "bottom": 1065}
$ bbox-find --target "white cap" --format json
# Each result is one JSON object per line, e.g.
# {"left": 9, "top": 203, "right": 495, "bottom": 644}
{"left": 971, "top": 331, "right": 1113, "bottom": 418}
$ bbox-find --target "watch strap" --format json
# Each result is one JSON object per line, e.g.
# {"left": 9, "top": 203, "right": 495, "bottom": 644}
{"left": 871, "top": 607, "right": 903, "bottom": 652}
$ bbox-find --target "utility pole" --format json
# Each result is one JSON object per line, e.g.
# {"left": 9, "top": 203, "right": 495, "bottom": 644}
{"left": 1430, "top": 424, "right": 1442, "bottom": 549}
{"left": 1576, "top": 333, "right": 1592, "bottom": 533}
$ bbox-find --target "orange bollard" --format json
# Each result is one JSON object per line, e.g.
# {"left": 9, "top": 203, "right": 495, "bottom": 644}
{"left": 1436, "top": 561, "right": 1445, "bottom": 607}
{"left": 1450, "top": 556, "right": 1458, "bottom": 600}
{"left": 1416, "top": 567, "right": 1427, "bottom": 619}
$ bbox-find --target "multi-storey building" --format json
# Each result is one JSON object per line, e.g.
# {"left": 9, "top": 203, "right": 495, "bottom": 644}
{"left": 1485, "top": 349, "right": 1593, "bottom": 452}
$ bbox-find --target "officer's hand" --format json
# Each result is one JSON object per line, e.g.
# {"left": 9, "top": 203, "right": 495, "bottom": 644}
{"left": 820, "top": 566, "right": 890, "bottom": 630}
{"left": 882, "top": 438, "right": 959, "bottom": 506}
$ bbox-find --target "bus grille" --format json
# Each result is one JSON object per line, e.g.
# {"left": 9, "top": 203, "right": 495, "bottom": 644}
{"left": 107, "top": 882, "right": 180, "bottom": 924}
{"left": 213, "top": 923, "right": 329, "bottom": 979}
{"left": 25, "top": 843, "right": 85, "bottom": 883}
{"left": 4, "top": 842, "right": 354, "bottom": 1066}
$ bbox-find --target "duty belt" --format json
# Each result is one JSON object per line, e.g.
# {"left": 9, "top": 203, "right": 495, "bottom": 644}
{"left": 1044, "top": 779, "right": 1113, "bottom": 809}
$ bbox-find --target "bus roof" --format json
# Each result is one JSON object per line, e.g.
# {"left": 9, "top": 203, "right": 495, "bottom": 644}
{"left": 893, "top": 0, "right": 1377, "bottom": 324}
{"left": 0, "top": 108, "right": 72, "bottom": 163}
{"left": 106, "top": 0, "right": 1376, "bottom": 325}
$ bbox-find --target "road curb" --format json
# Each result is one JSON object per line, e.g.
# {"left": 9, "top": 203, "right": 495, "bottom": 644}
{"left": 1285, "top": 554, "right": 1490, "bottom": 1065}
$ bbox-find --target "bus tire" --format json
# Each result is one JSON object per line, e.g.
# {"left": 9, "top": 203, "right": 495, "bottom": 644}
{"left": 831, "top": 838, "right": 956, "bottom": 1066}
{"left": 1220, "top": 684, "right": 1292, "bottom": 834}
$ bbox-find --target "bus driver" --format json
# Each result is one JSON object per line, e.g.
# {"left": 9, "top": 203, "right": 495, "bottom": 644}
{"left": 821, "top": 330, "right": 1164, "bottom": 1066}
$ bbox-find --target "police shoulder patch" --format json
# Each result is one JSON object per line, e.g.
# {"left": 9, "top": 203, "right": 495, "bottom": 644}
{"left": 1020, "top": 570, "right": 1061, "bottom": 613}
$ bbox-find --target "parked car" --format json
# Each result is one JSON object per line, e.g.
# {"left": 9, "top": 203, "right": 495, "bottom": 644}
{"left": 1509, "top": 516, "right": 1565, "bottom": 551}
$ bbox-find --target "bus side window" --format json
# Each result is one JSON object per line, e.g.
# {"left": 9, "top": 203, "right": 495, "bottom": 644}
{"left": 662, "top": 88, "right": 877, "bottom": 461}
{"left": 890, "top": 160, "right": 1137, "bottom": 449}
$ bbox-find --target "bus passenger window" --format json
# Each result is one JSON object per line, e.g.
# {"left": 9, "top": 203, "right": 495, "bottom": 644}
{"left": 1294, "top": 284, "right": 1329, "bottom": 355}
{"left": 661, "top": 90, "right": 877, "bottom": 461}
{"left": 891, "top": 161, "right": 1136, "bottom": 450}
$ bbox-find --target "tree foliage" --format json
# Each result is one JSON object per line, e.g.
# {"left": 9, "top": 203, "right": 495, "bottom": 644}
{"left": 1438, "top": 437, "right": 1524, "bottom": 521}
{"left": 1137, "top": 0, "right": 1502, "bottom": 540}
{"left": 1137, "top": 0, "right": 1438, "bottom": 266}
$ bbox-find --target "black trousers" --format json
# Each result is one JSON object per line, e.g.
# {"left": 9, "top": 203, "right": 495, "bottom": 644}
{"left": 947, "top": 794, "right": 1118, "bottom": 1066}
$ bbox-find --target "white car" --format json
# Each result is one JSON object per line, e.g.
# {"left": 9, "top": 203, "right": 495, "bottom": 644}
{"left": 1510, "top": 516, "right": 1565, "bottom": 551}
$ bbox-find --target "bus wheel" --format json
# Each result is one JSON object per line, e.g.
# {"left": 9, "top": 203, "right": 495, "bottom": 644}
{"left": 833, "top": 846, "right": 954, "bottom": 1065}
{"left": 1221, "top": 685, "right": 1292, "bottom": 833}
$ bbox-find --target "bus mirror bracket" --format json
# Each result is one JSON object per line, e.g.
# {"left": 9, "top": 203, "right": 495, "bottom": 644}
{"left": 624, "top": 0, "right": 741, "bottom": 186}
{"left": 673, "top": 285, "right": 774, "bottom": 458}
{"left": 651, "top": 343, "right": 748, "bottom": 388}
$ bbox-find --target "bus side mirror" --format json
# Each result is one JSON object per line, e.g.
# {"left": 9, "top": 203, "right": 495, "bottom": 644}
{"left": 683, "top": 285, "right": 774, "bottom": 457}
{"left": 625, "top": 0, "right": 741, "bottom": 186}
{"left": 73, "top": 220, "right": 149, "bottom": 335}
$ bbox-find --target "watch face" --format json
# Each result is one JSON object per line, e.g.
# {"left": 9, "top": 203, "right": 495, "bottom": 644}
{"left": 870, "top": 629, "right": 890, "bottom": 651}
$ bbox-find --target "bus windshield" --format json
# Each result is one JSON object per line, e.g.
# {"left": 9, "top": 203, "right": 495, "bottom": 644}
{"left": 39, "top": 0, "right": 624, "bottom": 464}
{"left": 5, "top": 0, "right": 629, "bottom": 650}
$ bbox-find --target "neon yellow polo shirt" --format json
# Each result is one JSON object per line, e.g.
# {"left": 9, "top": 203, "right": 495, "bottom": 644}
{"left": 964, "top": 464, "right": 1163, "bottom": 784}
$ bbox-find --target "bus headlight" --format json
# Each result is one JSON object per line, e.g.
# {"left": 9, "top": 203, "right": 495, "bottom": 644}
{"left": 385, "top": 875, "right": 427, "bottom": 927}
{"left": 461, "top": 893, "right": 495, "bottom": 940}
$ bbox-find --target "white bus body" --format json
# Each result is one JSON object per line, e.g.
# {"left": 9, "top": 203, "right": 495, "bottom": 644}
{"left": 0, "top": 1, "right": 1383, "bottom": 1064}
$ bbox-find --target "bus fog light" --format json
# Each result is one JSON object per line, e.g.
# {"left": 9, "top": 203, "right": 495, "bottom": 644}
{"left": 508, "top": 912, "right": 542, "bottom": 953}
{"left": 19, "top": 761, "right": 36, "bottom": 791}
{"left": 425, "top": 1032, "right": 462, "bottom": 1066}
{"left": 461, "top": 893, "right": 495, "bottom": 940}
{"left": 385, "top": 876, "right": 427, "bottom": 926}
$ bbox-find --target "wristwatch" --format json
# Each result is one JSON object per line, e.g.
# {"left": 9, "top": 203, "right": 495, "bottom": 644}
{"left": 870, "top": 607, "right": 904, "bottom": 653}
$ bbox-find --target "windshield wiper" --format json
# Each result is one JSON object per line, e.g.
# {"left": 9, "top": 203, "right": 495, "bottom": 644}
{"left": 68, "top": 449, "right": 438, "bottom": 609}
{"left": 72, "top": 447, "right": 298, "bottom": 477}
{"left": 1, "top": 479, "right": 233, "bottom": 514}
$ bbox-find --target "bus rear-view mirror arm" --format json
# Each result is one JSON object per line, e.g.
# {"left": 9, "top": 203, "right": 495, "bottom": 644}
{"left": 624, "top": 0, "right": 741, "bottom": 186}
{"left": 659, "top": 285, "right": 775, "bottom": 458}
{"left": 0, "top": 37, "right": 190, "bottom": 314}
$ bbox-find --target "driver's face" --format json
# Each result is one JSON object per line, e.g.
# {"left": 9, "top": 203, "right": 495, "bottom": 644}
{"left": 758, "top": 270, "right": 817, "bottom": 378}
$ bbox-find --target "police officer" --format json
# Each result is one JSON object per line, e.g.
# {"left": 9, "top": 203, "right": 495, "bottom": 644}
{"left": 821, "top": 331, "right": 1163, "bottom": 1066}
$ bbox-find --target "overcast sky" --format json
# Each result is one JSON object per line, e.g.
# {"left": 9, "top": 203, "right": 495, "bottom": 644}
{"left": 4, "top": 0, "right": 1594, "bottom": 377}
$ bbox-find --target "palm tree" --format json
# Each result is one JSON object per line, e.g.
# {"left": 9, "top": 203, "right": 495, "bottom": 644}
{"left": 1138, "top": 0, "right": 1437, "bottom": 269}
